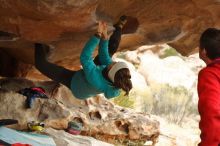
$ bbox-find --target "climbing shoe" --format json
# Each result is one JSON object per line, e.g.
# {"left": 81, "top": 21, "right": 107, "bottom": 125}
{"left": 27, "top": 121, "right": 45, "bottom": 132}
{"left": 113, "top": 15, "right": 127, "bottom": 29}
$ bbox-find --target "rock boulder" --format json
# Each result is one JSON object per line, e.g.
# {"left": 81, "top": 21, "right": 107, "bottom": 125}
{"left": 0, "top": 77, "right": 159, "bottom": 145}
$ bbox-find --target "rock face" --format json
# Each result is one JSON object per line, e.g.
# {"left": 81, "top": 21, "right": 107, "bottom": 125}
{"left": 0, "top": 0, "right": 220, "bottom": 78}
{"left": 0, "top": 77, "right": 159, "bottom": 145}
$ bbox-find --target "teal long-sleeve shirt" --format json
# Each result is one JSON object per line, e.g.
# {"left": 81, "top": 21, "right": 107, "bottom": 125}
{"left": 70, "top": 36, "right": 120, "bottom": 99}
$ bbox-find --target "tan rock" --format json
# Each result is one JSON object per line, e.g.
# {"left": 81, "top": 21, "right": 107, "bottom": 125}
{"left": 0, "top": 77, "right": 159, "bottom": 144}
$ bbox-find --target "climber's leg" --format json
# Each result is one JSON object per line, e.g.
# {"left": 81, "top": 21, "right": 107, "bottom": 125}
{"left": 35, "top": 43, "right": 75, "bottom": 88}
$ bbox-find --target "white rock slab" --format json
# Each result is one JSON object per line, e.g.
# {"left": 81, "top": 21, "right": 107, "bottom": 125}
{"left": 44, "top": 128, "right": 114, "bottom": 146}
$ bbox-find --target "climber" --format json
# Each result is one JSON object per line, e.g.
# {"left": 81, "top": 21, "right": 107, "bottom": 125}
{"left": 35, "top": 16, "right": 132, "bottom": 99}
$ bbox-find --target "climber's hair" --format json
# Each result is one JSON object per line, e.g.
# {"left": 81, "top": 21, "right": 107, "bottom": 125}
{"left": 113, "top": 68, "right": 132, "bottom": 96}
{"left": 200, "top": 28, "right": 220, "bottom": 60}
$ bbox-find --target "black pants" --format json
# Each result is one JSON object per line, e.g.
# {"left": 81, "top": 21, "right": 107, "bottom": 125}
{"left": 35, "top": 27, "right": 122, "bottom": 89}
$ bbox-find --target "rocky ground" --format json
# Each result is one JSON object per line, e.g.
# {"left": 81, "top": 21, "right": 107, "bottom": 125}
{"left": 0, "top": 77, "right": 159, "bottom": 146}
